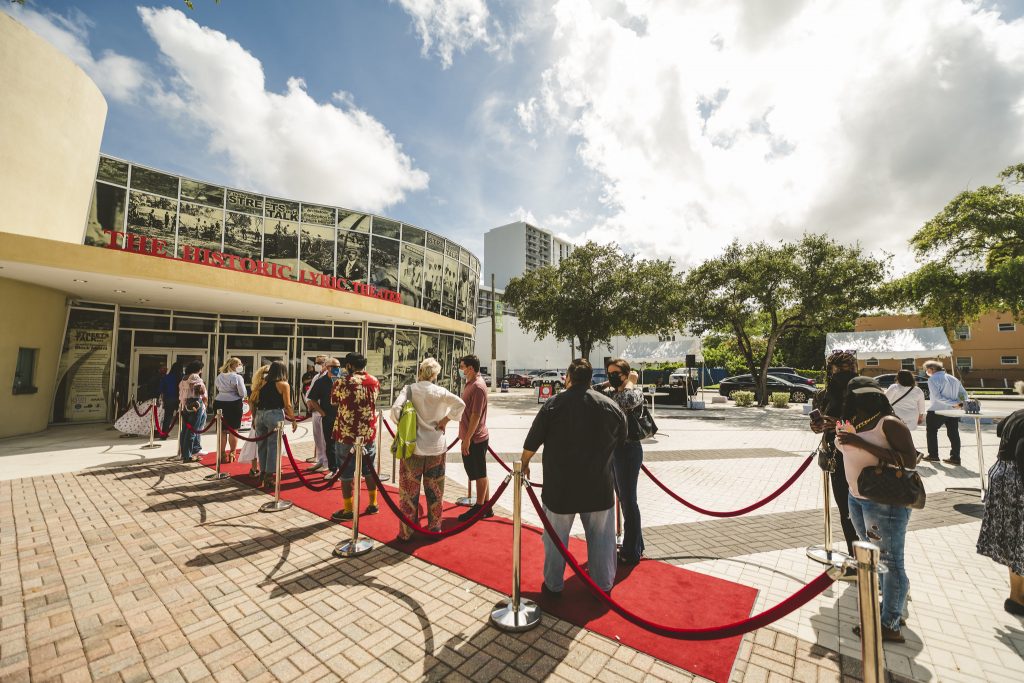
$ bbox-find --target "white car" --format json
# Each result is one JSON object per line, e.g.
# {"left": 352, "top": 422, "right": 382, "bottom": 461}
{"left": 531, "top": 370, "right": 566, "bottom": 389}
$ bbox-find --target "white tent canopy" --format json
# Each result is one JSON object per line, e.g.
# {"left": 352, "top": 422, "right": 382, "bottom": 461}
{"left": 824, "top": 328, "right": 952, "bottom": 361}
{"left": 616, "top": 336, "right": 703, "bottom": 364}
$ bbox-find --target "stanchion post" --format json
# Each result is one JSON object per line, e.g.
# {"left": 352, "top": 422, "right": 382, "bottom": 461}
{"left": 205, "top": 409, "right": 229, "bottom": 481}
{"left": 854, "top": 542, "right": 885, "bottom": 683}
{"left": 334, "top": 438, "right": 374, "bottom": 557}
{"left": 376, "top": 410, "right": 389, "bottom": 482}
{"left": 176, "top": 411, "right": 183, "bottom": 460}
{"left": 490, "top": 462, "right": 541, "bottom": 632}
{"left": 615, "top": 493, "right": 623, "bottom": 548}
{"left": 141, "top": 405, "right": 161, "bottom": 450}
{"left": 260, "top": 422, "right": 293, "bottom": 512}
{"left": 389, "top": 412, "right": 397, "bottom": 483}
{"left": 806, "top": 469, "right": 851, "bottom": 567}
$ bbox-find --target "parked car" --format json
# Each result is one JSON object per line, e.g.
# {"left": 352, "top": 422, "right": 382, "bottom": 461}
{"left": 668, "top": 368, "right": 700, "bottom": 395}
{"left": 502, "top": 373, "right": 533, "bottom": 388}
{"left": 480, "top": 374, "right": 492, "bottom": 387}
{"left": 531, "top": 370, "right": 566, "bottom": 389}
{"left": 872, "top": 373, "right": 930, "bottom": 399}
{"left": 768, "top": 372, "right": 816, "bottom": 387}
{"left": 718, "top": 374, "right": 813, "bottom": 403}
{"left": 591, "top": 371, "right": 608, "bottom": 385}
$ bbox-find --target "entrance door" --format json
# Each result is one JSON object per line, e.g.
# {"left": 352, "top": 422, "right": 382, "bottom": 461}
{"left": 224, "top": 350, "right": 287, "bottom": 391}
{"left": 130, "top": 347, "right": 208, "bottom": 403}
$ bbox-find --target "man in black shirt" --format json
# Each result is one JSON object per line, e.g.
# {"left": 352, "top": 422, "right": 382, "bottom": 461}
{"left": 522, "top": 358, "right": 626, "bottom": 595}
{"left": 307, "top": 357, "right": 341, "bottom": 476}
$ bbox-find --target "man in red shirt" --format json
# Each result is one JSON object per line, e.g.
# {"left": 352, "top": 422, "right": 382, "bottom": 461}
{"left": 330, "top": 352, "right": 380, "bottom": 522}
{"left": 457, "top": 354, "right": 492, "bottom": 521}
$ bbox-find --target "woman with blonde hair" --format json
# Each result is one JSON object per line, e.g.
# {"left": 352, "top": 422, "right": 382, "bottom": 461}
{"left": 390, "top": 357, "right": 466, "bottom": 540}
{"left": 213, "top": 357, "right": 246, "bottom": 465}
{"left": 243, "top": 365, "right": 270, "bottom": 477}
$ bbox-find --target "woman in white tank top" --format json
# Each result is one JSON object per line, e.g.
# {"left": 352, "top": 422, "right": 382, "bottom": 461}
{"left": 834, "top": 376, "right": 919, "bottom": 644}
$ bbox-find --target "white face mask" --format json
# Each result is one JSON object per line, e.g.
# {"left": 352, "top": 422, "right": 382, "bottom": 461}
{"left": 237, "top": 366, "right": 245, "bottom": 375}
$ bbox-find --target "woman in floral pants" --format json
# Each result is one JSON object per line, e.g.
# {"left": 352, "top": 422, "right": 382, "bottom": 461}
{"left": 390, "top": 358, "right": 466, "bottom": 540}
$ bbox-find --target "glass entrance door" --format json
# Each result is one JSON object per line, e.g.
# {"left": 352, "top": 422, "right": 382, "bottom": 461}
{"left": 130, "top": 347, "right": 208, "bottom": 403}
{"left": 224, "top": 349, "right": 286, "bottom": 392}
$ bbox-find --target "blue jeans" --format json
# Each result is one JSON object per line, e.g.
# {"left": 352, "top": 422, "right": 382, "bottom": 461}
{"left": 613, "top": 440, "right": 645, "bottom": 561}
{"left": 336, "top": 441, "right": 377, "bottom": 481}
{"left": 848, "top": 495, "right": 912, "bottom": 631}
{"left": 179, "top": 405, "right": 206, "bottom": 461}
{"left": 542, "top": 505, "right": 616, "bottom": 592}
{"left": 255, "top": 408, "right": 284, "bottom": 474}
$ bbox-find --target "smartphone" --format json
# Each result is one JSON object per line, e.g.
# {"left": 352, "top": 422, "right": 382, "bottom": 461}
{"left": 809, "top": 409, "right": 822, "bottom": 421}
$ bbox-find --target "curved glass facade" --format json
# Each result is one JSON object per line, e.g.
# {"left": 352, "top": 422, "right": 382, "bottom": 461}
{"left": 84, "top": 155, "right": 480, "bottom": 325}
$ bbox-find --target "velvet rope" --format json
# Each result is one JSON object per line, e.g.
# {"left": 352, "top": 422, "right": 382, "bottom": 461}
{"left": 380, "top": 417, "right": 459, "bottom": 453}
{"left": 524, "top": 485, "right": 836, "bottom": 639}
{"left": 131, "top": 400, "right": 150, "bottom": 418}
{"left": 365, "top": 466, "right": 510, "bottom": 538}
{"left": 153, "top": 408, "right": 169, "bottom": 438}
{"left": 640, "top": 453, "right": 814, "bottom": 518}
{"left": 225, "top": 426, "right": 275, "bottom": 443}
{"left": 281, "top": 434, "right": 349, "bottom": 491}
{"left": 182, "top": 416, "right": 217, "bottom": 435}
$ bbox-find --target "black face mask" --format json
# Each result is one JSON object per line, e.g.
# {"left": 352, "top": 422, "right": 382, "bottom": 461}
{"left": 609, "top": 374, "right": 624, "bottom": 388}
{"left": 828, "top": 371, "right": 856, "bottom": 396}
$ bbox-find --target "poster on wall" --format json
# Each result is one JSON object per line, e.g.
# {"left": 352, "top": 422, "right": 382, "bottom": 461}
{"left": 97, "top": 157, "right": 128, "bottom": 186}
{"left": 180, "top": 179, "right": 225, "bottom": 208}
{"left": 52, "top": 309, "right": 114, "bottom": 423}
{"left": 394, "top": 328, "right": 419, "bottom": 392}
{"left": 373, "top": 217, "right": 401, "bottom": 240}
{"left": 130, "top": 165, "right": 179, "bottom": 199}
{"left": 455, "top": 263, "right": 471, "bottom": 321}
{"left": 438, "top": 334, "right": 454, "bottom": 390}
{"left": 423, "top": 249, "right": 443, "bottom": 314}
{"left": 262, "top": 218, "right": 299, "bottom": 279}
{"left": 299, "top": 223, "right": 335, "bottom": 276}
{"left": 399, "top": 243, "right": 424, "bottom": 308}
{"left": 177, "top": 201, "right": 224, "bottom": 255}
{"left": 441, "top": 254, "right": 458, "bottom": 318}
{"left": 336, "top": 230, "right": 369, "bottom": 287}
{"left": 223, "top": 212, "right": 263, "bottom": 260}
{"left": 370, "top": 236, "right": 400, "bottom": 291}
{"left": 227, "top": 189, "right": 263, "bottom": 216}
{"left": 338, "top": 209, "right": 371, "bottom": 233}
{"left": 419, "top": 331, "right": 440, "bottom": 363}
{"left": 301, "top": 203, "right": 335, "bottom": 226}
{"left": 84, "top": 182, "right": 126, "bottom": 246}
{"left": 367, "top": 326, "right": 395, "bottom": 403}
{"left": 127, "top": 190, "right": 177, "bottom": 246}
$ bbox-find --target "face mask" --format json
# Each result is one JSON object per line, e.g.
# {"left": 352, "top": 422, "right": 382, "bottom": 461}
{"left": 828, "top": 371, "right": 856, "bottom": 395}
{"left": 608, "top": 373, "right": 624, "bottom": 388}
{"left": 330, "top": 367, "right": 341, "bottom": 377}
{"left": 237, "top": 366, "right": 245, "bottom": 375}
{"left": 458, "top": 369, "right": 467, "bottom": 380}
{"left": 314, "top": 364, "right": 323, "bottom": 372}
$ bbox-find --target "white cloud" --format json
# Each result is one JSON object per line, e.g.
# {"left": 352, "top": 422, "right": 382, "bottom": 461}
{"left": 509, "top": 206, "right": 538, "bottom": 223}
{"left": 395, "top": 0, "right": 504, "bottom": 68}
{"left": 521, "top": 0, "right": 1024, "bottom": 270}
{"left": 137, "top": 6, "right": 428, "bottom": 212}
{"left": 5, "top": 5, "right": 148, "bottom": 102}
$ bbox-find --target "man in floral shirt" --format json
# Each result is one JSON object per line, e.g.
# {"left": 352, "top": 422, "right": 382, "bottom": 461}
{"left": 330, "top": 352, "right": 380, "bottom": 521}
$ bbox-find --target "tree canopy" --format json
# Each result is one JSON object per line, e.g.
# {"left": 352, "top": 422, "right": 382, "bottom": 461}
{"left": 502, "top": 241, "right": 684, "bottom": 360}
{"left": 892, "top": 163, "right": 1024, "bottom": 330}
{"left": 681, "top": 234, "right": 886, "bottom": 404}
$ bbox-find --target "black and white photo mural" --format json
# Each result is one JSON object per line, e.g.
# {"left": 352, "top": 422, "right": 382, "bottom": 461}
{"left": 223, "top": 212, "right": 263, "bottom": 261}
{"left": 336, "top": 229, "right": 369, "bottom": 287}
{"left": 398, "top": 242, "right": 424, "bottom": 308}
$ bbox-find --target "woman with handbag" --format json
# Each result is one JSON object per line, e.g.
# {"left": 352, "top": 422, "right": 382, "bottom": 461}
{"left": 835, "top": 376, "right": 921, "bottom": 644}
{"left": 884, "top": 370, "right": 927, "bottom": 431}
{"left": 602, "top": 358, "right": 648, "bottom": 565}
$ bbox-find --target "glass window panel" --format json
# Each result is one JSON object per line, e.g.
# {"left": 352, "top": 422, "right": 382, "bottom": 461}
{"left": 393, "top": 328, "right": 419, "bottom": 391}
{"left": 460, "top": 248, "right": 470, "bottom": 265}
{"left": 262, "top": 219, "right": 299, "bottom": 280}
{"left": 419, "top": 331, "right": 440, "bottom": 362}
{"left": 301, "top": 203, "right": 335, "bottom": 226}
{"left": 998, "top": 322, "right": 1016, "bottom": 332}
{"left": 369, "top": 236, "right": 400, "bottom": 292}
{"left": 13, "top": 348, "right": 38, "bottom": 394}
{"left": 260, "top": 321, "right": 295, "bottom": 336}
{"left": 97, "top": 156, "right": 128, "bottom": 186}
{"left": 127, "top": 190, "right": 177, "bottom": 248}
{"left": 226, "top": 335, "right": 289, "bottom": 350}
{"left": 177, "top": 202, "right": 224, "bottom": 255}
{"left": 373, "top": 217, "right": 401, "bottom": 239}
{"left": 226, "top": 189, "right": 264, "bottom": 216}
{"left": 337, "top": 209, "right": 371, "bottom": 233}
{"left": 173, "top": 316, "right": 217, "bottom": 332}
{"left": 334, "top": 325, "right": 361, "bottom": 339}
{"left": 264, "top": 198, "right": 300, "bottom": 221}
{"left": 180, "top": 178, "right": 225, "bottom": 207}
{"left": 423, "top": 249, "right": 443, "bottom": 314}
{"left": 336, "top": 230, "right": 369, "bottom": 287}
{"left": 455, "top": 262, "right": 472, "bottom": 321}
{"left": 119, "top": 313, "right": 170, "bottom": 330}
{"left": 367, "top": 326, "right": 395, "bottom": 402}
{"left": 441, "top": 254, "right": 458, "bottom": 317}
{"left": 223, "top": 212, "right": 263, "bottom": 260}
{"left": 1002, "top": 356, "right": 1019, "bottom": 365}
{"left": 220, "top": 319, "right": 258, "bottom": 334}
{"left": 399, "top": 243, "right": 424, "bottom": 308}
{"left": 444, "top": 241, "right": 460, "bottom": 260}
{"left": 425, "top": 232, "right": 444, "bottom": 253}
{"left": 401, "top": 224, "right": 426, "bottom": 246}
{"left": 84, "top": 182, "right": 126, "bottom": 247}
{"left": 298, "top": 323, "right": 332, "bottom": 337}
{"left": 130, "top": 165, "right": 179, "bottom": 198}
{"left": 299, "top": 224, "right": 335, "bottom": 277}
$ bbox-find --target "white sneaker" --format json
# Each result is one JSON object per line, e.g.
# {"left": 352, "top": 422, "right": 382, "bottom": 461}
{"left": 308, "top": 463, "right": 325, "bottom": 473}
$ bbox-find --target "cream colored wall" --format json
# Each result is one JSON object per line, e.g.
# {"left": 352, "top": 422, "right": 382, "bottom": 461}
{"left": 0, "top": 13, "right": 107, "bottom": 244}
{"left": 0, "top": 278, "right": 68, "bottom": 438}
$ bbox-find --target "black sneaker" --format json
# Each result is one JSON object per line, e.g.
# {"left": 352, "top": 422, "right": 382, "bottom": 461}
{"left": 1005, "top": 598, "right": 1024, "bottom": 616}
{"left": 541, "top": 582, "right": 562, "bottom": 598}
{"left": 364, "top": 505, "right": 379, "bottom": 515}
{"left": 943, "top": 458, "right": 962, "bottom": 465}
{"left": 922, "top": 455, "right": 940, "bottom": 462}
{"left": 457, "top": 505, "right": 482, "bottom": 522}
{"left": 331, "top": 509, "right": 353, "bottom": 522}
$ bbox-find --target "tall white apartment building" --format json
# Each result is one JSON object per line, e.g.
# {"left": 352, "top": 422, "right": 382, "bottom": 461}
{"left": 482, "top": 221, "right": 573, "bottom": 289}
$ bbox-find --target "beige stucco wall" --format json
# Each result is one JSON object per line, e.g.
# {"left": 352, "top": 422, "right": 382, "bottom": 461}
{"left": 0, "top": 12, "right": 107, "bottom": 243}
{"left": 0, "top": 277, "right": 67, "bottom": 438}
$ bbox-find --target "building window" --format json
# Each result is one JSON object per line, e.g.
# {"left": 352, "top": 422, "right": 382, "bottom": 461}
{"left": 13, "top": 348, "right": 38, "bottom": 395}
{"left": 1002, "top": 356, "right": 1019, "bottom": 365}
{"left": 901, "top": 358, "right": 916, "bottom": 371}
{"left": 998, "top": 322, "right": 1016, "bottom": 332}
{"left": 865, "top": 358, "right": 879, "bottom": 366}
{"left": 954, "top": 325, "right": 970, "bottom": 340}
{"left": 956, "top": 356, "right": 973, "bottom": 370}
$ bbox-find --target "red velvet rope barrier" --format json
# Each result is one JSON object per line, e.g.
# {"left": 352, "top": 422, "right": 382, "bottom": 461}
{"left": 281, "top": 434, "right": 349, "bottom": 491}
{"left": 131, "top": 400, "right": 150, "bottom": 418}
{"left": 640, "top": 453, "right": 814, "bottom": 518}
{"left": 153, "top": 408, "right": 170, "bottom": 438}
{"left": 524, "top": 485, "right": 836, "bottom": 639}
{"left": 225, "top": 426, "right": 275, "bottom": 443}
{"left": 366, "top": 466, "right": 511, "bottom": 538}
{"left": 379, "top": 417, "right": 459, "bottom": 453}
{"left": 182, "top": 416, "right": 217, "bottom": 434}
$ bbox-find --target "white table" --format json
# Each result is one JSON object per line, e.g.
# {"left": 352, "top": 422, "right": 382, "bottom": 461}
{"left": 935, "top": 409, "right": 1011, "bottom": 495}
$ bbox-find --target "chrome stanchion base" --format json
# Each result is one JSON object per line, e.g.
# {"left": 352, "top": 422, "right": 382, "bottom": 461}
{"left": 944, "top": 486, "right": 982, "bottom": 497}
{"left": 259, "top": 499, "right": 294, "bottom": 513}
{"left": 806, "top": 544, "right": 852, "bottom": 568}
{"left": 140, "top": 443, "right": 163, "bottom": 450}
{"left": 490, "top": 599, "right": 541, "bottom": 632}
{"left": 333, "top": 538, "right": 374, "bottom": 557}
{"left": 204, "top": 471, "right": 230, "bottom": 481}
{"left": 455, "top": 496, "right": 474, "bottom": 506}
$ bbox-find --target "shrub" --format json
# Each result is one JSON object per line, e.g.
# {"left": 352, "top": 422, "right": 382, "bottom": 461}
{"left": 769, "top": 392, "right": 790, "bottom": 408}
{"left": 732, "top": 391, "right": 755, "bottom": 407}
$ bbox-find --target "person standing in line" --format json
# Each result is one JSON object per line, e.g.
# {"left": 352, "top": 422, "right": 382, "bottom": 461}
{"left": 922, "top": 360, "right": 967, "bottom": 465}
{"left": 330, "top": 353, "right": 381, "bottom": 521}
{"left": 601, "top": 358, "right": 647, "bottom": 565}
{"left": 245, "top": 364, "right": 269, "bottom": 477}
{"left": 307, "top": 357, "right": 342, "bottom": 478}
{"left": 251, "top": 360, "right": 298, "bottom": 488}
{"left": 884, "top": 370, "right": 927, "bottom": 431}
{"left": 159, "top": 361, "right": 184, "bottom": 439}
{"left": 304, "top": 355, "right": 329, "bottom": 472}
{"left": 389, "top": 358, "right": 466, "bottom": 539}
{"left": 213, "top": 357, "right": 247, "bottom": 464}
{"left": 457, "top": 354, "right": 492, "bottom": 522}
{"left": 178, "top": 360, "right": 208, "bottom": 462}
{"left": 521, "top": 359, "right": 626, "bottom": 596}
{"left": 809, "top": 351, "right": 861, "bottom": 560}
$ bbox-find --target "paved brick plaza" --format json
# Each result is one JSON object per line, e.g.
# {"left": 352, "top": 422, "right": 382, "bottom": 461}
{"left": 1, "top": 391, "right": 1021, "bottom": 682}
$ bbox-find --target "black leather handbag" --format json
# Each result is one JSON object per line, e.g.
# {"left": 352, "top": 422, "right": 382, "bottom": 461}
{"left": 815, "top": 437, "right": 836, "bottom": 473}
{"left": 857, "top": 450, "right": 926, "bottom": 509}
{"left": 627, "top": 403, "right": 658, "bottom": 441}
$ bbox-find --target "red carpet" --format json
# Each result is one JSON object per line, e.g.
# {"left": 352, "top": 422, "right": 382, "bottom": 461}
{"left": 199, "top": 454, "right": 758, "bottom": 682}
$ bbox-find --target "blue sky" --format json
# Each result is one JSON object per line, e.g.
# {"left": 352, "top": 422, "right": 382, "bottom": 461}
{"left": 8, "top": 0, "right": 1024, "bottom": 272}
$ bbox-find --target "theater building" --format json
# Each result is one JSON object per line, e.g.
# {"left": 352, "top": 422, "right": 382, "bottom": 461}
{"left": 0, "top": 13, "right": 477, "bottom": 438}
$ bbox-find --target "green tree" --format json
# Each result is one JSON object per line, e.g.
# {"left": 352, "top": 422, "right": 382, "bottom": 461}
{"left": 892, "top": 163, "right": 1024, "bottom": 329}
{"left": 702, "top": 334, "right": 784, "bottom": 376}
{"left": 502, "top": 241, "right": 684, "bottom": 360}
{"left": 681, "top": 235, "right": 886, "bottom": 405}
